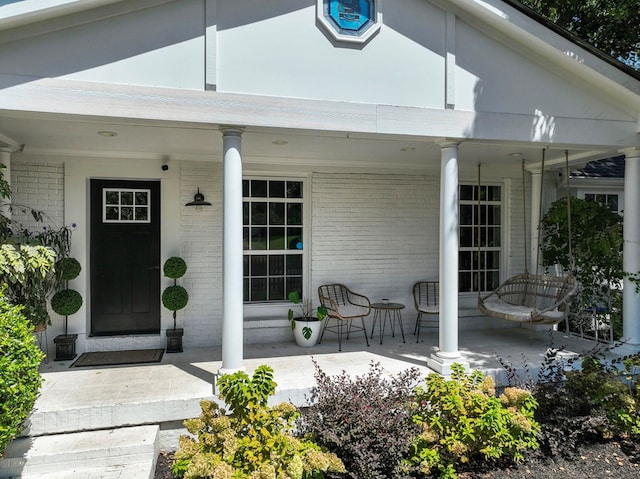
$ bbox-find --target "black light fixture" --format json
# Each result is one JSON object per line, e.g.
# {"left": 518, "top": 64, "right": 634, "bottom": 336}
{"left": 185, "top": 188, "right": 212, "bottom": 210}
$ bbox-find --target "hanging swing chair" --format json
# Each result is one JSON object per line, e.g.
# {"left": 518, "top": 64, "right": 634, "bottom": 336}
{"left": 477, "top": 150, "right": 578, "bottom": 324}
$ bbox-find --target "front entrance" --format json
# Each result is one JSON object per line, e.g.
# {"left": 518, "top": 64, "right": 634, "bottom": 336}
{"left": 90, "top": 179, "right": 161, "bottom": 336}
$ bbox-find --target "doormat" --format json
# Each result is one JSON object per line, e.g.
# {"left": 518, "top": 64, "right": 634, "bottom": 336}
{"left": 71, "top": 348, "right": 164, "bottom": 368}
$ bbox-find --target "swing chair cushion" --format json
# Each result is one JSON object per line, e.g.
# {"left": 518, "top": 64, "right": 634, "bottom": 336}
{"left": 478, "top": 273, "right": 577, "bottom": 323}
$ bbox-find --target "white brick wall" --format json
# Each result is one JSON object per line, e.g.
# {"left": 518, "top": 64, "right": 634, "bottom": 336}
{"left": 312, "top": 172, "right": 438, "bottom": 309}
{"left": 10, "top": 162, "right": 64, "bottom": 230}
{"left": 179, "top": 162, "right": 224, "bottom": 347}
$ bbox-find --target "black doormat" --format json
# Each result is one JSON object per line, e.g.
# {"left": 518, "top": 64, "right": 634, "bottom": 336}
{"left": 71, "top": 348, "right": 165, "bottom": 368}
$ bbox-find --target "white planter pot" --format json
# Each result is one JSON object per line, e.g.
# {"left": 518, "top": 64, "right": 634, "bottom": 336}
{"left": 292, "top": 318, "right": 324, "bottom": 347}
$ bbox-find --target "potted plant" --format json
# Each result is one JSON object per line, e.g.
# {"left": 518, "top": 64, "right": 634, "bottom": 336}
{"left": 51, "top": 257, "right": 82, "bottom": 361}
{"left": 162, "top": 256, "right": 188, "bottom": 353}
{"left": 287, "top": 291, "right": 327, "bottom": 347}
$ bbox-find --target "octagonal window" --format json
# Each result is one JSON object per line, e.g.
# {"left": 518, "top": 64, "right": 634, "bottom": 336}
{"left": 317, "top": 0, "right": 380, "bottom": 44}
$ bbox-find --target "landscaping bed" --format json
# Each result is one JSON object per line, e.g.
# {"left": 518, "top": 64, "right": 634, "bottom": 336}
{"left": 155, "top": 440, "right": 640, "bottom": 479}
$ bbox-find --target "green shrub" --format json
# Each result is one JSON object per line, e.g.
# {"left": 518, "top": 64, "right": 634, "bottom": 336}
{"left": 51, "top": 289, "right": 83, "bottom": 316}
{"left": 162, "top": 285, "right": 189, "bottom": 312}
{"left": 0, "top": 290, "right": 44, "bottom": 455}
{"left": 173, "top": 365, "right": 344, "bottom": 479}
{"left": 301, "top": 360, "right": 421, "bottom": 479}
{"left": 56, "top": 257, "right": 81, "bottom": 281}
{"left": 163, "top": 256, "right": 187, "bottom": 279}
{"left": 410, "top": 364, "right": 539, "bottom": 479}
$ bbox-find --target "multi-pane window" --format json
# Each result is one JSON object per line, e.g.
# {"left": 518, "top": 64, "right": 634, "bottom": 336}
{"left": 584, "top": 193, "right": 619, "bottom": 213}
{"left": 459, "top": 185, "right": 502, "bottom": 293}
{"left": 243, "top": 179, "right": 304, "bottom": 302}
{"left": 103, "top": 189, "right": 150, "bottom": 223}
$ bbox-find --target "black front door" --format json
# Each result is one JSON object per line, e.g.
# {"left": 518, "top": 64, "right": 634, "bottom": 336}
{"left": 90, "top": 179, "right": 160, "bottom": 336}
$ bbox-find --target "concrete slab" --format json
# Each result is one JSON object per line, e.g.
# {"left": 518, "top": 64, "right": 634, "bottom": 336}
{"left": 0, "top": 426, "right": 159, "bottom": 479}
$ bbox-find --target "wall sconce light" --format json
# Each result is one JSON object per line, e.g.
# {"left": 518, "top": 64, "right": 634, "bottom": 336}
{"left": 185, "top": 188, "right": 212, "bottom": 211}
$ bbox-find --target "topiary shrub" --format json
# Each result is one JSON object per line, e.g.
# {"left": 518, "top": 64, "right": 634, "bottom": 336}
{"left": 0, "top": 289, "right": 45, "bottom": 455}
{"left": 163, "top": 256, "right": 187, "bottom": 279}
{"left": 301, "top": 360, "right": 422, "bottom": 479}
{"left": 162, "top": 285, "right": 189, "bottom": 312}
{"left": 172, "top": 365, "right": 344, "bottom": 479}
{"left": 410, "top": 363, "right": 540, "bottom": 479}
{"left": 56, "top": 257, "right": 81, "bottom": 281}
{"left": 51, "top": 289, "right": 83, "bottom": 316}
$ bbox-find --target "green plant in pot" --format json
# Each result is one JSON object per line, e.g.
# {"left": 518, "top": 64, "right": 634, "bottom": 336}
{"left": 50, "top": 257, "right": 82, "bottom": 361}
{"left": 162, "top": 256, "right": 188, "bottom": 353}
{"left": 287, "top": 290, "right": 327, "bottom": 347}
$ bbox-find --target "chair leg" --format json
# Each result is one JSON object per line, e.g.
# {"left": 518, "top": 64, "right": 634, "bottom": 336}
{"left": 415, "top": 313, "right": 422, "bottom": 343}
{"left": 413, "top": 312, "right": 420, "bottom": 335}
{"left": 361, "top": 316, "right": 370, "bottom": 347}
{"left": 318, "top": 316, "right": 330, "bottom": 344}
{"left": 338, "top": 319, "right": 343, "bottom": 352}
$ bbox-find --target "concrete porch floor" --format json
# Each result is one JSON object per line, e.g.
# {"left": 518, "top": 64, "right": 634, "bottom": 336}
{"left": 36, "top": 325, "right": 611, "bottom": 420}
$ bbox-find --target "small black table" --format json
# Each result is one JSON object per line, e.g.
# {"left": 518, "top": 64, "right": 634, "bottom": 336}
{"left": 370, "top": 302, "right": 406, "bottom": 344}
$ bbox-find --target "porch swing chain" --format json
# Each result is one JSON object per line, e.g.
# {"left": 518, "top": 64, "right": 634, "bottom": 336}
{"left": 522, "top": 158, "right": 528, "bottom": 274}
{"left": 477, "top": 162, "right": 482, "bottom": 299}
{"left": 535, "top": 148, "right": 546, "bottom": 277}
{"left": 564, "top": 149, "right": 575, "bottom": 273}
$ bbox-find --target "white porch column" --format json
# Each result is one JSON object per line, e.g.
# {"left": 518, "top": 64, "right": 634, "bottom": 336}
{"left": 0, "top": 148, "right": 12, "bottom": 221}
{"left": 620, "top": 149, "right": 640, "bottom": 353}
{"left": 528, "top": 169, "right": 542, "bottom": 273}
{"left": 219, "top": 127, "right": 245, "bottom": 374}
{"left": 427, "top": 141, "right": 468, "bottom": 375}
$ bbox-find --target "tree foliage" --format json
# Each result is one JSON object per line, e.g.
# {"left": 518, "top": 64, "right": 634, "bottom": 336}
{"left": 519, "top": 0, "right": 640, "bottom": 69}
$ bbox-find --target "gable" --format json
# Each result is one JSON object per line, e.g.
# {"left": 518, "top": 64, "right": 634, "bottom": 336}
{"left": 0, "top": 0, "right": 637, "bottom": 148}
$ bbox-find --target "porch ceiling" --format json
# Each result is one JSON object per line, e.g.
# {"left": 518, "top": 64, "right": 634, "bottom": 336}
{"left": 0, "top": 111, "right": 616, "bottom": 171}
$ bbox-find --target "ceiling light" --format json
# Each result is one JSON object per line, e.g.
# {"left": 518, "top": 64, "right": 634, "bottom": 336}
{"left": 509, "top": 152, "right": 523, "bottom": 157}
{"left": 401, "top": 147, "right": 416, "bottom": 152}
{"left": 272, "top": 140, "right": 288, "bottom": 145}
{"left": 97, "top": 131, "right": 117, "bottom": 137}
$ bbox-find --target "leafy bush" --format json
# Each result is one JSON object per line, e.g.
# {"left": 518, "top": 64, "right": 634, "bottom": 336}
{"left": 173, "top": 365, "right": 344, "bottom": 479}
{"left": 0, "top": 243, "right": 57, "bottom": 327}
{"left": 301, "top": 360, "right": 422, "bottom": 479}
{"left": 410, "top": 364, "right": 539, "bottom": 479}
{"left": 532, "top": 348, "right": 640, "bottom": 457}
{"left": 0, "top": 290, "right": 45, "bottom": 455}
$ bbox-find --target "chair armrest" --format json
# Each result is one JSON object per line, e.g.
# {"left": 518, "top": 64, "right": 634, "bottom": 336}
{"left": 346, "top": 290, "right": 371, "bottom": 313}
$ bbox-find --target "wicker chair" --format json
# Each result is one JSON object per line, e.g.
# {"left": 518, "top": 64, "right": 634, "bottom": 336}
{"left": 413, "top": 281, "right": 439, "bottom": 342}
{"left": 318, "top": 284, "right": 371, "bottom": 351}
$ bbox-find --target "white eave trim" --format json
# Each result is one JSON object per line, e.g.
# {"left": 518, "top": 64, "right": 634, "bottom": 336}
{"left": 0, "top": 0, "right": 126, "bottom": 30}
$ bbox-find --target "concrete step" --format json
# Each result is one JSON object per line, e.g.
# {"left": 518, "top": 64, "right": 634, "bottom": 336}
{"left": 0, "top": 425, "right": 159, "bottom": 479}
{"left": 22, "top": 363, "right": 215, "bottom": 437}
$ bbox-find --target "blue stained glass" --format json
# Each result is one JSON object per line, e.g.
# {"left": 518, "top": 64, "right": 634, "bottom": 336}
{"left": 328, "top": 0, "right": 372, "bottom": 32}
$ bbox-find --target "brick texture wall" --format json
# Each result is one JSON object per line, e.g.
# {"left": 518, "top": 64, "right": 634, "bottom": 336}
{"left": 10, "top": 161, "right": 64, "bottom": 230}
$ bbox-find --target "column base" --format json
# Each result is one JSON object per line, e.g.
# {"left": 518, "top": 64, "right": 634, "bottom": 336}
{"left": 611, "top": 341, "right": 640, "bottom": 356}
{"left": 426, "top": 352, "right": 470, "bottom": 376}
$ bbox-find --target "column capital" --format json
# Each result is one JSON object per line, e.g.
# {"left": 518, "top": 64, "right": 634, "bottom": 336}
{"left": 620, "top": 147, "right": 640, "bottom": 159}
{"left": 219, "top": 126, "right": 245, "bottom": 137}
{"left": 436, "top": 138, "right": 461, "bottom": 149}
